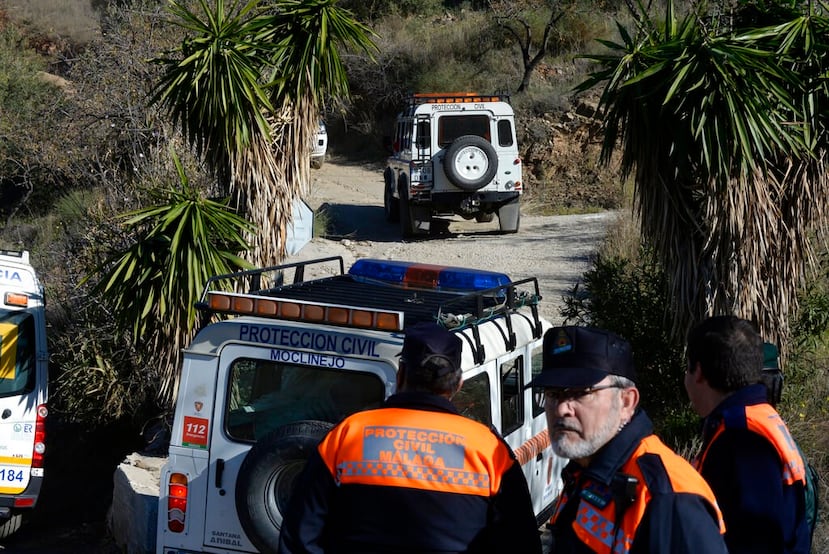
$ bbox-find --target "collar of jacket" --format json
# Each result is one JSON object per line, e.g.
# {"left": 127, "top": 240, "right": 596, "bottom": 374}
{"left": 383, "top": 390, "right": 461, "bottom": 415}
{"left": 702, "top": 383, "right": 768, "bottom": 438}
{"left": 561, "top": 408, "right": 655, "bottom": 486}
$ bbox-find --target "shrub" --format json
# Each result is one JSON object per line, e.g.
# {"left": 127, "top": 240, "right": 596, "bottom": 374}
{"left": 561, "top": 216, "right": 697, "bottom": 447}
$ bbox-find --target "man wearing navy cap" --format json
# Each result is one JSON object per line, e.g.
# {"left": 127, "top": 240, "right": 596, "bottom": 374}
{"left": 529, "top": 326, "right": 728, "bottom": 553}
{"left": 279, "top": 322, "right": 542, "bottom": 553}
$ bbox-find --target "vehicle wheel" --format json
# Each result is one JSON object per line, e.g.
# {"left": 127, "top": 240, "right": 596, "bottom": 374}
{"left": 384, "top": 171, "right": 400, "bottom": 222}
{"left": 498, "top": 198, "right": 520, "bottom": 234}
{"left": 235, "top": 420, "right": 333, "bottom": 553}
{"left": 399, "top": 192, "right": 415, "bottom": 238}
{"left": 0, "top": 512, "right": 23, "bottom": 539}
{"left": 443, "top": 135, "right": 498, "bottom": 191}
{"left": 475, "top": 212, "right": 494, "bottom": 223}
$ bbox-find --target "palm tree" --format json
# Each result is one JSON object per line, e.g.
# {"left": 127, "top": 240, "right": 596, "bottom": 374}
{"left": 151, "top": 0, "right": 376, "bottom": 267}
{"left": 91, "top": 149, "right": 253, "bottom": 406}
{"left": 577, "top": 1, "right": 829, "bottom": 353}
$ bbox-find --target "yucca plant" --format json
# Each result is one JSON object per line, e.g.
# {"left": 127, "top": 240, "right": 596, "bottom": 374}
{"left": 577, "top": 0, "right": 829, "bottom": 353}
{"left": 90, "top": 149, "right": 253, "bottom": 406}
{"left": 151, "top": 0, "right": 376, "bottom": 267}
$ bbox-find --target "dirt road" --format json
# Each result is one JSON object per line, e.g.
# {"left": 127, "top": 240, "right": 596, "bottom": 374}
{"left": 296, "top": 159, "right": 617, "bottom": 323}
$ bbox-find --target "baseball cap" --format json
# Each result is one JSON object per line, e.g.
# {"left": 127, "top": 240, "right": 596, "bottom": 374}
{"left": 527, "top": 326, "right": 636, "bottom": 388}
{"left": 399, "top": 322, "right": 462, "bottom": 376}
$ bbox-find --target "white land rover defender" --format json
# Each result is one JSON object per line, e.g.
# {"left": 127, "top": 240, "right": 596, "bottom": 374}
{"left": 157, "top": 257, "right": 563, "bottom": 554}
{"left": 0, "top": 250, "right": 48, "bottom": 538}
{"left": 384, "top": 92, "right": 523, "bottom": 237}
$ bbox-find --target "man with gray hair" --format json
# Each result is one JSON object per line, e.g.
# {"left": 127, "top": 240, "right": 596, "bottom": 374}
{"left": 529, "top": 325, "right": 727, "bottom": 553}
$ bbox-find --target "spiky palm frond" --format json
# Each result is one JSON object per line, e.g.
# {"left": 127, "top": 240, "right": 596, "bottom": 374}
{"left": 237, "top": 0, "right": 377, "bottom": 266}
{"left": 90, "top": 149, "right": 253, "bottom": 405}
{"left": 579, "top": 1, "right": 829, "bottom": 352}
{"left": 150, "top": 0, "right": 276, "bottom": 191}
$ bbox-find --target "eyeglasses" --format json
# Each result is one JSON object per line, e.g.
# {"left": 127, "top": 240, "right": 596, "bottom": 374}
{"left": 535, "top": 384, "right": 623, "bottom": 408}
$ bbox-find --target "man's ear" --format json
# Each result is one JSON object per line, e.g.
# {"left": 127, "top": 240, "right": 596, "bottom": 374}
{"left": 449, "top": 378, "right": 463, "bottom": 400}
{"left": 621, "top": 386, "right": 639, "bottom": 420}
{"left": 689, "top": 361, "right": 706, "bottom": 384}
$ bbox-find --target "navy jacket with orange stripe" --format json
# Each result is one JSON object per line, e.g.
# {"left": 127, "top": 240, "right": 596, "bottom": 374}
{"left": 549, "top": 409, "right": 728, "bottom": 554}
{"left": 695, "top": 384, "right": 811, "bottom": 554}
{"left": 277, "top": 391, "right": 542, "bottom": 554}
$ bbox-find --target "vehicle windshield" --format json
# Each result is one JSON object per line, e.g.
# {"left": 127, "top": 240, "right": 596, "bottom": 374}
{"left": 225, "top": 358, "right": 385, "bottom": 441}
{"left": 0, "top": 309, "right": 37, "bottom": 397}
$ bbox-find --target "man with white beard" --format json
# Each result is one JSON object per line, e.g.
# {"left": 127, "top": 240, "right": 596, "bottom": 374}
{"left": 528, "top": 326, "right": 728, "bottom": 553}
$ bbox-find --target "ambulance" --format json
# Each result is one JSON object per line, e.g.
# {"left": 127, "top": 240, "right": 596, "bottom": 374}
{"left": 157, "top": 256, "right": 565, "bottom": 553}
{"left": 0, "top": 250, "right": 48, "bottom": 538}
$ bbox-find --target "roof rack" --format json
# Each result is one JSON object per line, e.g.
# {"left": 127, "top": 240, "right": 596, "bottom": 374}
{"left": 406, "top": 92, "right": 511, "bottom": 108}
{"left": 196, "top": 256, "right": 543, "bottom": 358}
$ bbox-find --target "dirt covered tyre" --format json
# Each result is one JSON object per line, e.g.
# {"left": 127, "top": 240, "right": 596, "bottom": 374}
{"left": 399, "top": 188, "right": 429, "bottom": 238}
{"left": 384, "top": 170, "right": 400, "bottom": 222}
{"left": 497, "top": 197, "right": 520, "bottom": 234}
{"left": 443, "top": 135, "right": 498, "bottom": 191}
{"left": 235, "top": 420, "right": 333, "bottom": 553}
{"left": 475, "top": 212, "right": 495, "bottom": 223}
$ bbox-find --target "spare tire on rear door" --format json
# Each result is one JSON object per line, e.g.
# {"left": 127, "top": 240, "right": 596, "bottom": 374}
{"left": 443, "top": 135, "right": 498, "bottom": 191}
{"left": 235, "top": 420, "right": 333, "bottom": 553}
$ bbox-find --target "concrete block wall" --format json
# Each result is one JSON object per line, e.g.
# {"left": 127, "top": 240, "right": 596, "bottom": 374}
{"left": 108, "top": 453, "right": 165, "bottom": 554}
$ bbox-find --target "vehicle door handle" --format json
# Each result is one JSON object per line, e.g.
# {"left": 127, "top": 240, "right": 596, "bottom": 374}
{"left": 215, "top": 458, "right": 225, "bottom": 489}
{"left": 1, "top": 409, "right": 10, "bottom": 419}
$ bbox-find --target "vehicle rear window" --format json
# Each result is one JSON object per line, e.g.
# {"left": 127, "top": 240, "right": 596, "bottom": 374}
{"left": 0, "top": 309, "right": 36, "bottom": 397}
{"left": 225, "top": 358, "right": 385, "bottom": 442}
{"left": 438, "top": 115, "right": 491, "bottom": 148}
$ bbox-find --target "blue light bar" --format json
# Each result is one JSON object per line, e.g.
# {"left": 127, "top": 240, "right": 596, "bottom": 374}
{"left": 348, "top": 259, "right": 511, "bottom": 292}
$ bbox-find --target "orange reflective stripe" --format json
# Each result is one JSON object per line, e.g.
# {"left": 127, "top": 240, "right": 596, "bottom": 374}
{"left": 318, "top": 408, "right": 512, "bottom": 497}
{"left": 696, "top": 404, "right": 806, "bottom": 486}
{"left": 514, "top": 429, "right": 551, "bottom": 466}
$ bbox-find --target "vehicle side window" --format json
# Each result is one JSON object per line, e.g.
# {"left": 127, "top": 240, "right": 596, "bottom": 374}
{"left": 225, "top": 359, "right": 384, "bottom": 442}
{"left": 500, "top": 357, "right": 523, "bottom": 435}
{"left": 497, "top": 119, "right": 514, "bottom": 147}
{"left": 403, "top": 120, "right": 412, "bottom": 150}
{"left": 455, "top": 371, "right": 491, "bottom": 426}
{"left": 438, "top": 115, "right": 491, "bottom": 147}
{"left": 0, "top": 309, "right": 36, "bottom": 397}
{"left": 415, "top": 121, "right": 430, "bottom": 150}
{"left": 531, "top": 346, "right": 544, "bottom": 417}
{"left": 393, "top": 123, "right": 402, "bottom": 152}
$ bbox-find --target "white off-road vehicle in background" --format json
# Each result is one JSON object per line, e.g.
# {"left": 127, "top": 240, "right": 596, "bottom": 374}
{"left": 384, "top": 92, "right": 523, "bottom": 237}
{"left": 157, "top": 256, "right": 564, "bottom": 554}
{"left": 0, "top": 250, "right": 48, "bottom": 538}
{"left": 310, "top": 121, "right": 327, "bottom": 169}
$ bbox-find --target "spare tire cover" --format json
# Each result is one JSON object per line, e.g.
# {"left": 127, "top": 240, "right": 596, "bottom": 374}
{"left": 235, "top": 420, "right": 333, "bottom": 553}
{"left": 443, "top": 134, "right": 498, "bottom": 191}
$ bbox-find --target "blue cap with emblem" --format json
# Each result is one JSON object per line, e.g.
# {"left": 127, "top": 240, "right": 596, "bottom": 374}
{"left": 527, "top": 326, "right": 636, "bottom": 388}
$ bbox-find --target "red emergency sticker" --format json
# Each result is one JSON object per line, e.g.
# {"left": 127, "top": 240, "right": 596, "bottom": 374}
{"left": 182, "top": 416, "right": 209, "bottom": 448}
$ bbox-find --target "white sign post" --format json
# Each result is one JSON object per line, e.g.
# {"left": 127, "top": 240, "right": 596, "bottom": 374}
{"left": 285, "top": 199, "right": 315, "bottom": 256}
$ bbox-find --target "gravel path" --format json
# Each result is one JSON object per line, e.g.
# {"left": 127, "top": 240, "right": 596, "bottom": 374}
{"left": 296, "top": 159, "right": 618, "bottom": 323}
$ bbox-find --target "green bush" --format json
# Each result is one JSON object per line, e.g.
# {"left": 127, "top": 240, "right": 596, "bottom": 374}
{"left": 561, "top": 225, "right": 697, "bottom": 447}
{"left": 0, "top": 22, "right": 72, "bottom": 219}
